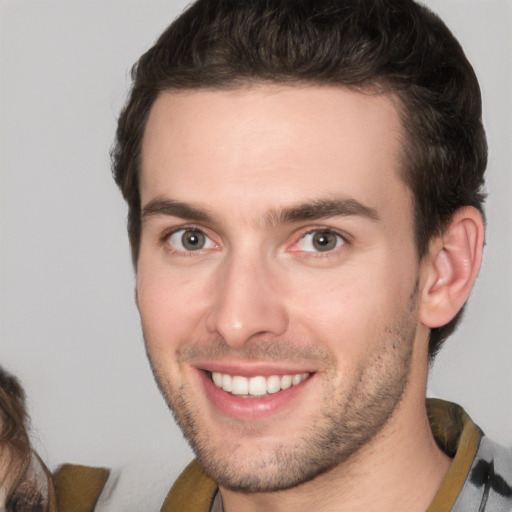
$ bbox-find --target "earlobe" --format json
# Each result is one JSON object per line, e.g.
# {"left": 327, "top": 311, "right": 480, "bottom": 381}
{"left": 419, "top": 207, "right": 484, "bottom": 328}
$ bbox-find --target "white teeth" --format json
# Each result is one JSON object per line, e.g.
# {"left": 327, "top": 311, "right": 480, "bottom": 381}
{"left": 210, "top": 371, "right": 310, "bottom": 396}
{"left": 249, "top": 376, "right": 267, "bottom": 396}
{"left": 222, "top": 374, "right": 232, "bottom": 392}
{"left": 292, "top": 374, "right": 302, "bottom": 385}
{"left": 266, "top": 375, "right": 281, "bottom": 394}
{"left": 232, "top": 375, "right": 249, "bottom": 395}
{"left": 280, "top": 374, "right": 292, "bottom": 390}
{"left": 212, "top": 372, "right": 223, "bottom": 387}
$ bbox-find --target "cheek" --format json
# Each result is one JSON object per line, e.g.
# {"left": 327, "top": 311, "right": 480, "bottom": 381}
{"left": 286, "top": 272, "right": 368, "bottom": 348}
{"left": 136, "top": 261, "right": 213, "bottom": 347}
{"left": 288, "top": 262, "right": 414, "bottom": 360}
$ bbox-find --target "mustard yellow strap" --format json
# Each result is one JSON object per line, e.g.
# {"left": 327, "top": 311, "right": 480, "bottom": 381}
{"left": 53, "top": 464, "right": 110, "bottom": 512}
{"left": 161, "top": 460, "right": 217, "bottom": 512}
{"left": 426, "top": 398, "right": 483, "bottom": 512}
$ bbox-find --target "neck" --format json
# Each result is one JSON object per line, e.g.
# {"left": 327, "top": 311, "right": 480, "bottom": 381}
{"left": 220, "top": 362, "right": 451, "bottom": 512}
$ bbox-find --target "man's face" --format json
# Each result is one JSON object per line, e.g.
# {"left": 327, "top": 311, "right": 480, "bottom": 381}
{"left": 137, "top": 85, "right": 425, "bottom": 491}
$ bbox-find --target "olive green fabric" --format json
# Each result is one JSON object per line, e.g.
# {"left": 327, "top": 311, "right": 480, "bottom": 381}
{"left": 53, "top": 464, "right": 110, "bottom": 512}
{"left": 161, "top": 459, "right": 218, "bottom": 512}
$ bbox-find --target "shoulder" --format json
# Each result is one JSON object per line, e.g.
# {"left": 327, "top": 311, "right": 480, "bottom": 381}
{"left": 53, "top": 464, "right": 110, "bottom": 511}
{"left": 53, "top": 455, "right": 189, "bottom": 512}
{"left": 454, "top": 436, "right": 512, "bottom": 512}
{"left": 160, "top": 459, "right": 217, "bottom": 512}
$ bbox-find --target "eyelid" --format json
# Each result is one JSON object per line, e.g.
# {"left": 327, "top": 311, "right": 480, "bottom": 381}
{"left": 161, "top": 224, "right": 219, "bottom": 253}
{"left": 158, "top": 223, "right": 350, "bottom": 255}
{"left": 289, "top": 226, "right": 350, "bottom": 254}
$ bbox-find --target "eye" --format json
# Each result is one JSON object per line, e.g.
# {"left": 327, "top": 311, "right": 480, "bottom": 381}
{"left": 297, "top": 230, "right": 345, "bottom": 253}
{"left": 167, "top": 228, "right": 215, "bottom": 252}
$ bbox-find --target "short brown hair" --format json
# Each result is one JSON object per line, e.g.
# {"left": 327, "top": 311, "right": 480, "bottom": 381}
{"left": 112, "top": 0, "right": 487, "bottom": 359}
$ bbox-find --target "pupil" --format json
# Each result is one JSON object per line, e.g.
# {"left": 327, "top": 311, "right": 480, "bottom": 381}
{"left": 313, "top": 231, "right": 336, "bottom": 251}
{"left": 182, "top": 230, "right": 204, "bottom": 250}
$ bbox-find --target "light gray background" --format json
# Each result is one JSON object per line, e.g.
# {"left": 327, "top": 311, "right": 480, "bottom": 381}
{"left": 1, "top": 0, "right": 511, "bottom": 473}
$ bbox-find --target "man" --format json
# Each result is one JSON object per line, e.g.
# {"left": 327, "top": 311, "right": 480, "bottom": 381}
{"left": 53, "top": 0, "right": 512, "bottom": 510}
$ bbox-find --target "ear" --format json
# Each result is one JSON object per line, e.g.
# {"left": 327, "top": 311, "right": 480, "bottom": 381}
{"left": 419, "top": 206, "right": 484, "bottom": 328}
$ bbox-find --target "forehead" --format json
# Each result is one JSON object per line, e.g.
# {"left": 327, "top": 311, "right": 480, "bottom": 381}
{"left": 140, "top": 85, "right": 409, "bottom": 220}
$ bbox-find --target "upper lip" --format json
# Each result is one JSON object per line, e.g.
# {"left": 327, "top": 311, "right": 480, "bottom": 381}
{"left": 194, "top": 361, "right": 316, "bottom": 378}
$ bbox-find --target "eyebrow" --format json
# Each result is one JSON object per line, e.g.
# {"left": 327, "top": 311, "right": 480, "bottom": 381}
{"left": 141, "top": 197, "right": 380, "bottom": 226}
{"left": 142, "top": 197, "right": 212, "bottom": 223}
{"left": 266, "top": 198, "right": 380, "bottom": 226}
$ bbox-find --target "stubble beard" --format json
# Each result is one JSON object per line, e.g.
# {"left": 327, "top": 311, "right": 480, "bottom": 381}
{"left": 144, "top": 294, "right": 417, "bottom": 493}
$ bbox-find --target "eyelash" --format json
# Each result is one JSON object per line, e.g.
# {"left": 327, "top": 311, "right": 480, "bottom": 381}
{"left": 160, "top": 225, "right": 217, "bottom": 255}
{"left": 159, "top": 225, "right": 350, "bottom": 257}
{"left": 291, "top": 227, "right": 349, "bottom": 257}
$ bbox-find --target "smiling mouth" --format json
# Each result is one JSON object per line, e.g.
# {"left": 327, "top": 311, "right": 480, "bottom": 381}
{"left": 208, "top": 371, "right": 311, "bottom": 397}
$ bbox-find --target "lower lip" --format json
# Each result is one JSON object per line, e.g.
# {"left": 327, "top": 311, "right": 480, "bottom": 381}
{"left": 199, "top": 370, "right": 312, "bottom": 421}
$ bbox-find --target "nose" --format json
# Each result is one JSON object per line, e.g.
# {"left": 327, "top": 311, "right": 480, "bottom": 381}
{"left": 205, "top": 251, "right": 289, "bottom": 349}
